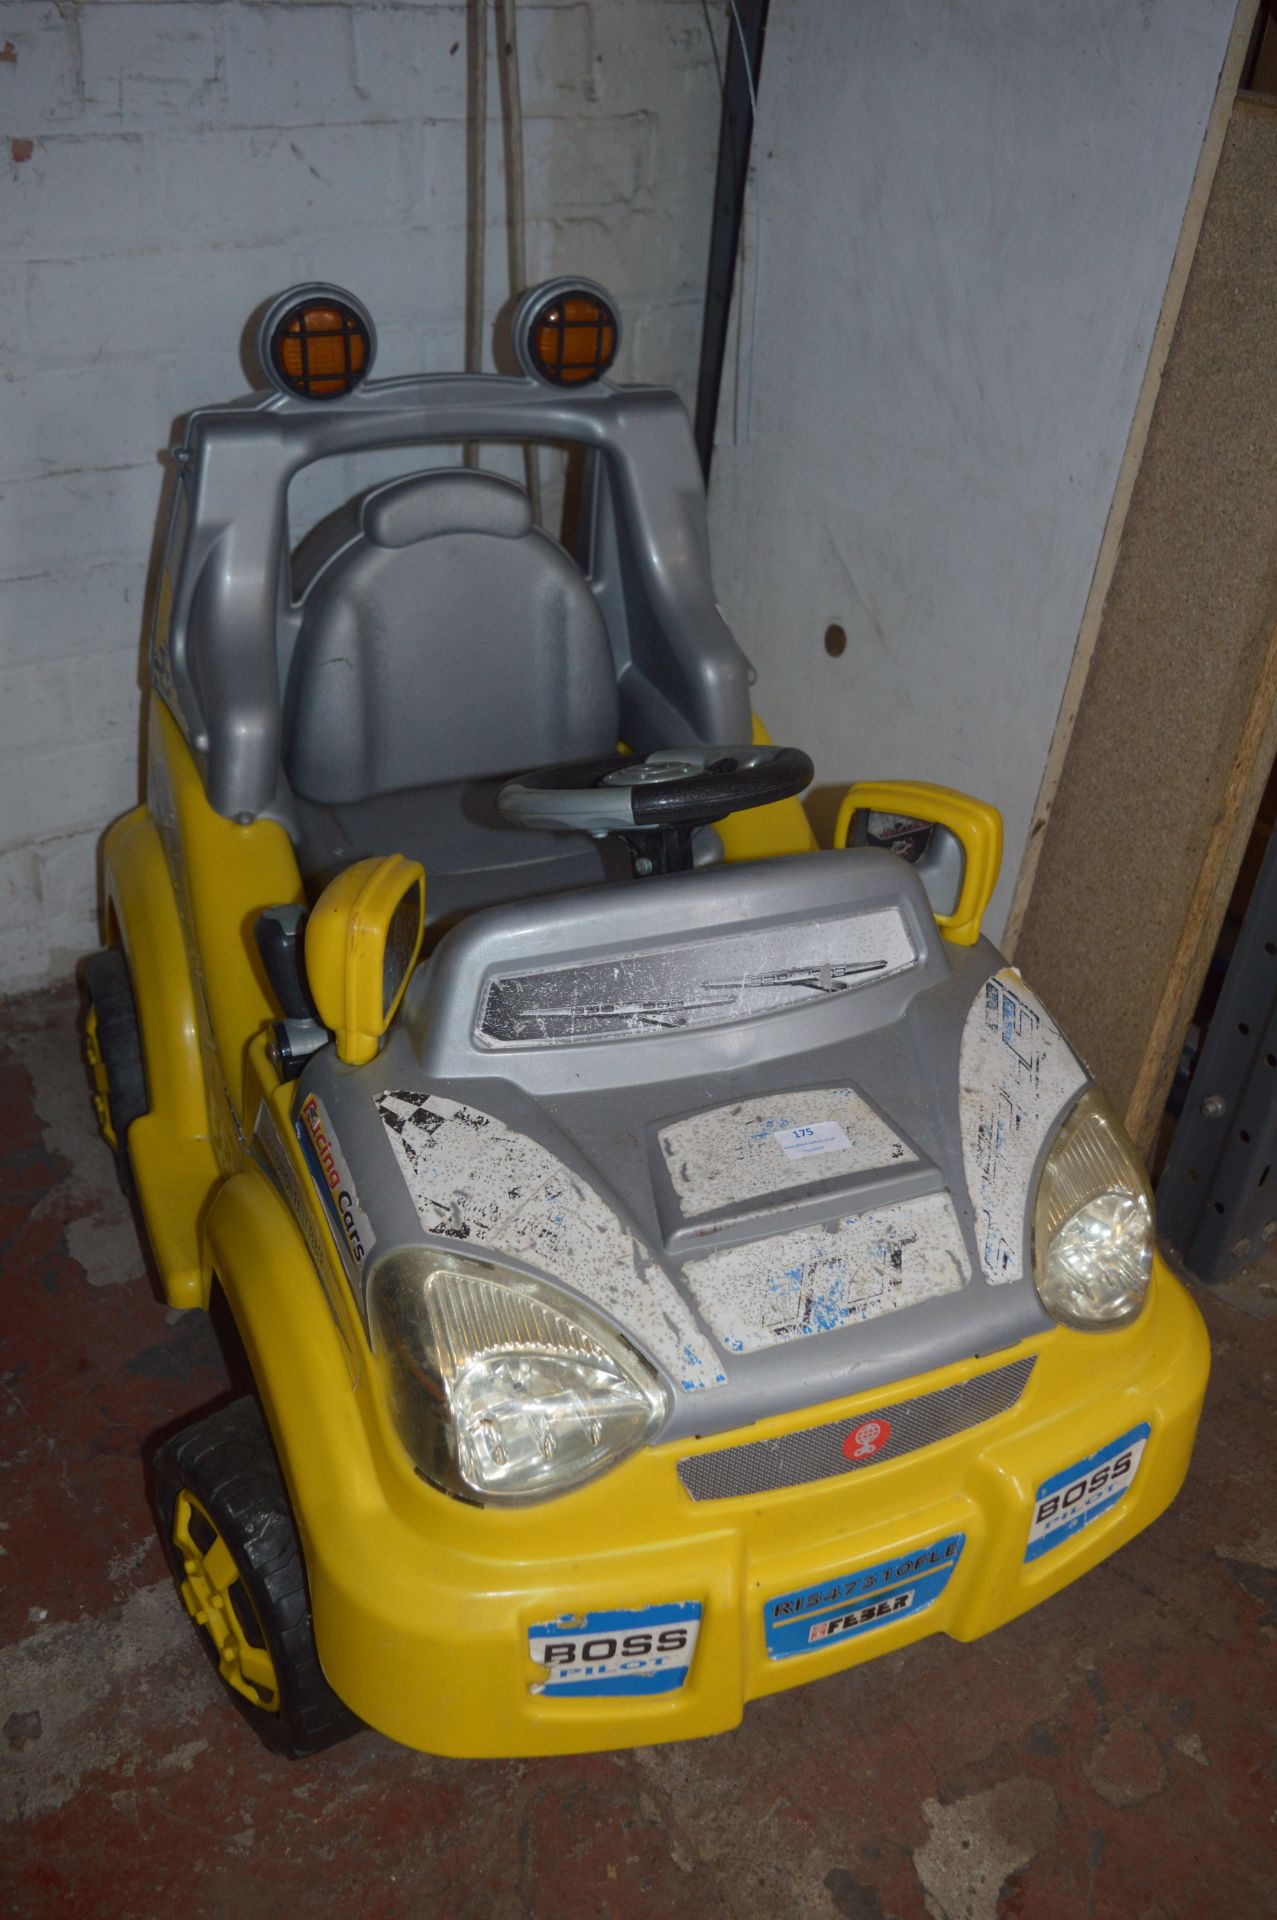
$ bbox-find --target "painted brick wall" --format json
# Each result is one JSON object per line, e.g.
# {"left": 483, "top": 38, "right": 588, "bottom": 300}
{"left": 1, "top": 0, "right": 722, "bottom": 989}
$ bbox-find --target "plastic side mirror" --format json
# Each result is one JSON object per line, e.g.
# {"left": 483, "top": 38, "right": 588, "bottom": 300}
{"left": 305, "top": 855, "right": 426, "bottom": 1065}
{"left": 833, "top": 780, "right": 1002, "bottom": 947}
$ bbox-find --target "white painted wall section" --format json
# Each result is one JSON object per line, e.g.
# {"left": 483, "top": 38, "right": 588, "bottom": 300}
{"left": 707, "top": 0, "right": 1240, "bottom": 938}
{"left": 1, "top": 1, "right": 724, "bottom": 990}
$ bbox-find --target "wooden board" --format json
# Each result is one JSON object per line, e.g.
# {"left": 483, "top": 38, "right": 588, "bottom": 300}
{"left": 1010, "top": 96, "right": 1277, "bottom": 1157}
{"left": 1004, "top": 0, "right": 1254, "bottom": 952}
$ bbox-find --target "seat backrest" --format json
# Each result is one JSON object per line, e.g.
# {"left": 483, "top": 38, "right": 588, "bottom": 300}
{"left": 283, "top": 468, "right": 619, "bottom": 805}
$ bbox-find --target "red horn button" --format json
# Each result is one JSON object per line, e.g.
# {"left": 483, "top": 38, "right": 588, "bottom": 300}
{"left": 843, "top": 1417, "right": 891, "bottom": 1462}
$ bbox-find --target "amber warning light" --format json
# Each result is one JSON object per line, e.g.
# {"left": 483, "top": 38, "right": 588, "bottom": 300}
{"left": 531, "top": 294, "right": 617, "bottom": 385}
{"left": 259, "top": 286, "right": 376, "bottom": 402}
{"left": 514, "top": 280, "right": 621, "bottom": 388}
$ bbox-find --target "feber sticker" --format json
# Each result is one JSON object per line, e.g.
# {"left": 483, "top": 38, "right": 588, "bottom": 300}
{"left": 1024, "top": 1423, "right": 1150, "bottom": 1563}
{"left": 295, "top": 1092, "right": 376, "bottom": 1285}
{"left": 771, "top": 1120, "right": 853, "bottom": 1161}
{"left": 528, "top": 1603, "right": 701, "bottom": 1697}
{"left": 764, "top": 1534, "right": 964, "bottom": 1660}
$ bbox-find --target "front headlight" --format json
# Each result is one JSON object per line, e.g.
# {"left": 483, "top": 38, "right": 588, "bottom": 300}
{"left": 1032, "top": 1087, "right": 1154, "bottom": 1330}
{"left": 368, "top": 1251, "right": 669, "bottom": 1503}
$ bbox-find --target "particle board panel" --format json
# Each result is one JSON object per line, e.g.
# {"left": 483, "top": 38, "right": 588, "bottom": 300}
{"left": 1011, "top": 98, "right": 1277, "bottom": 1157}
{"left": 1004, "top": 0, "right": 1254, "bottom": 951}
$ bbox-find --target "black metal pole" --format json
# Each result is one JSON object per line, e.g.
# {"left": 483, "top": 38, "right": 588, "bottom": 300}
{"left": 693, "top": 0, "right": 770, "bottom": 481}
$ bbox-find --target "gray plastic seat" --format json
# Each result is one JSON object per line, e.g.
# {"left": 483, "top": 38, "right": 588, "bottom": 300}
{"left": 283, "top": 467, "right": 626, "bottom": 918}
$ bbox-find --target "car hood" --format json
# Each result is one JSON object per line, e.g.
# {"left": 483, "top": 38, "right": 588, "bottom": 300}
{"left": 293, "top": 853, "right": 1088, "bottom": 1443}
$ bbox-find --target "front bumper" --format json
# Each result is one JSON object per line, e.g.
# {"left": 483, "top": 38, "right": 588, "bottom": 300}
{"left": 299, "top": 1254, "right": 1206, "bottom": 1758}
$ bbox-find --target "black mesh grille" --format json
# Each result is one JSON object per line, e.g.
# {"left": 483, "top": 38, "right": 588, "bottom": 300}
{"left": 676, "top": 1355, "right": 1036, "bottom": 1501}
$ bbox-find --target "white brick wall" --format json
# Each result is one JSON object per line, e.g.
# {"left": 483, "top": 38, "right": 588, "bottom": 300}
{"left": 1, "top": 0, "right": 724, "bottom": 989}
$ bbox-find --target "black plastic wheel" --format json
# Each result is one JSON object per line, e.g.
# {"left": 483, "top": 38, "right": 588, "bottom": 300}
{"left": 153, "top": 1397, "right": 362, "bottom": 1758}
{"left": 83, "top": 948, "right": 148, "bottom": 1175}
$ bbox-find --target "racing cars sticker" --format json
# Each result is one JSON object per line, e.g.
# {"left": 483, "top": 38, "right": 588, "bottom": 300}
{"left": 528, "top": 1602, "right": 702, "bottom": 1696}
{"left": 959, "top": 969, "right": 1087, "bottom": 1284}
{"left": 377, "top": 1089, "right": 727, "bottom": 1393}
{"left": 295, "top": 1090, "right": 376, "bottom": 1286}
{"left": 1024, "top": 1424, "right": 1150, "bottom": 1562}
{"left": 658, "top": 1085, "right": 917, "bottom": 1220}
{"left": 253, "top": 1099, "right": 360, "bottom": 1379}
{"left": 764, "top": 1534, "right": 965, "bottom": 1659}
{"left": 680, "top": 1189, "right": 969, "bottom": 1353}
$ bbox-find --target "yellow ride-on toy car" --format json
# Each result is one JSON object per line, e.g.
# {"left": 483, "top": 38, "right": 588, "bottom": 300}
{"left": 84, "top": 281, "right": 1209, "bottom": 1759}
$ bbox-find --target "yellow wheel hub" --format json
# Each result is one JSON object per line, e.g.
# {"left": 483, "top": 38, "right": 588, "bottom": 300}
{"left": 83, "top": 1005, "right": 117, "bottom": 1152}
{"left": 172, "top": 1490, "right": 281, "bottom": 1712}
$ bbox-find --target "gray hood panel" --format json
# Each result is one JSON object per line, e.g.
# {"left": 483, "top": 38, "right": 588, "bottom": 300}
{"left": 297, "top": 852, "right": 1080, "bottom": 1443}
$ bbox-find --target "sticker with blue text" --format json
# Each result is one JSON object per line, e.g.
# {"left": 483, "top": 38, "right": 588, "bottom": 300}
{"left": 528, "top": 1602, "right": 701, "bottom": 1697}
{"left": 763, "top": 1534, "right": 965, "bottom": 1661}
{"left": 1024, "top": 1422, "right": 1150, "bottom": 1563}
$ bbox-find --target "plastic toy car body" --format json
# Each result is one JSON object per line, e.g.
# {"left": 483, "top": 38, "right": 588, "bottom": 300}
{"left": 83, "top": 279, "right": 1210, "bottom": 1759}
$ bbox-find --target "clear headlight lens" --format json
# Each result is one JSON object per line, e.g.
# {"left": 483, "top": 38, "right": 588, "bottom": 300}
{"left": 367, "top": 1251, "right": 669, "bottom": 1503}
{"left": 1032, "top": 1087, "right": 1154, "bottom": 1329}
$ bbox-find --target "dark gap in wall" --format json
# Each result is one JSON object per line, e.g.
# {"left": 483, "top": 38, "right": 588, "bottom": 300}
{"left": 1240, "top": 0, "right": 1277, "bottom": 96}
{"left": 1155, "top": 744, "right": 1277, "bottom": 1180}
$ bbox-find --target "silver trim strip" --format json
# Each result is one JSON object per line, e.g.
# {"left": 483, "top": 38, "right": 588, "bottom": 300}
{"left": 676, "top": 1355, "right": 1036, "bottom": 1500}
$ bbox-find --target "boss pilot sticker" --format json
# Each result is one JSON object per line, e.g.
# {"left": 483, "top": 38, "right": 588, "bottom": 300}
{"left": 528, "top": 1602, "right": 701, "bottom": 1697}
{"left": 1025, "top": 1424, "right": 1150, "bottom": 1562}
{"left": 296, "top": 1092, "right": 376, "bottom": 1285}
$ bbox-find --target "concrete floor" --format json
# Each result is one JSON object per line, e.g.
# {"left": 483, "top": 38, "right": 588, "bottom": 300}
{"left": 2, "top": 984, "right": 1276, "bottom": 1920}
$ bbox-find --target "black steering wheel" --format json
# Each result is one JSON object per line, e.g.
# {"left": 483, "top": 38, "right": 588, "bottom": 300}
{"left": 497, "top": 745, "right": 814, "bottom": 876}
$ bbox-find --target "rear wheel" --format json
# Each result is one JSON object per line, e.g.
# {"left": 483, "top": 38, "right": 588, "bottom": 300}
{"left": 153, "top": 1397, "right": 362, "bottom": 1758}
{"left": 83, "top": 948, "right": 148, "bottom": 1174}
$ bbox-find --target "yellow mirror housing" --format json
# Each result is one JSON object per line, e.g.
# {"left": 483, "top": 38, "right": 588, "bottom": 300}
{"left": 305, "top": 855, "right": 426, "bottom": 1065}
{"left": 833, "top": 780, "right": 1003, "bottom": 947}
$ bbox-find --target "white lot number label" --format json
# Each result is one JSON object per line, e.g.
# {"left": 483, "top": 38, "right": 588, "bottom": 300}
{"left": 772, "top": 1121, "right": 852, "bottom": 1161}
{"left": 1025, "top": 1422, "right": 1150, "bottom": 1562}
